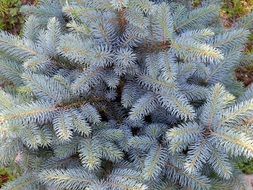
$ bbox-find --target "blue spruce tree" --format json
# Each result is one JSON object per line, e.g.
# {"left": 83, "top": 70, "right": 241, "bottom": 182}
{"left": 0, "top": 0, "right": 253, "bottom": 189}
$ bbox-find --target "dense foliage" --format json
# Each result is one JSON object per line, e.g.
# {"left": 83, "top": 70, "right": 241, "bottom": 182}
{"left": 1, "top": 0, "right": 253, "bottom": 189}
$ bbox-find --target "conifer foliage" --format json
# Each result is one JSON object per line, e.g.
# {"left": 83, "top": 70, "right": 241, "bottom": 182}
{"left": 1, "top": 0, "right": 253, "bottom": 189}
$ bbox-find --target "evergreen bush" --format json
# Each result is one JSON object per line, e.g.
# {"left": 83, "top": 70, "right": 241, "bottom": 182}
{"left": 1, "top": 0, "right": 253, "bottom": 189}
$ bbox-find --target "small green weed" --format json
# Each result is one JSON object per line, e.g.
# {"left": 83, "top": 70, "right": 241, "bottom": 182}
{"left": 222, "top": 0, "right": 253, "bottom": 22}
{"left": 0, "top": 167, "right": 20, "bottom": 188}
{"left": 0, "top": 0, "right": 23, "bottom": 34}
{"left": 238, "top": 160, "right": 253, "bottom": 174}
